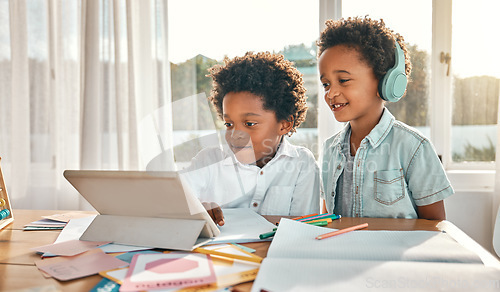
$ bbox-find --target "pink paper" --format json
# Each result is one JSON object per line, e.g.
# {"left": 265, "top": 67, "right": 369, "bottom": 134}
{"left": 35, "top": 249, "right": 128, "bottom": 281}
{"left": 32, "top": 239, "right": 111, "bottom": 256}
{"left": 120, "top": 252, "right": 216, "bottom": 291}
{"left": 42, "top": 212, "right": 95, "bottom": 223}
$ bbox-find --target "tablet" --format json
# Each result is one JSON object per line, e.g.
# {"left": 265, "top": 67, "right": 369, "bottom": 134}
{"left": 63, "top": 170, "right": 219, "bottom": 239}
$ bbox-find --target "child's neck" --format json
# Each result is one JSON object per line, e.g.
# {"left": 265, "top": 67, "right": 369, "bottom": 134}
{"left": 255, "top": 155, "right": 274, "bottom": 168}
{"left": 349, "top": 107, "right": 385, "bottom": 155}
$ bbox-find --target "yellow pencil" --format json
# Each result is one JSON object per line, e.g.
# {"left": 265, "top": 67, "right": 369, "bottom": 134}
{"left": 304, "top": 218, "right": 332, "bottom": 224}
{"left": 193, "top": 247, "right": 263, "bottom": 263}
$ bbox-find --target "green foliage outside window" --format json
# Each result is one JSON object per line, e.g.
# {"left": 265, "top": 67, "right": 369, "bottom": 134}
{"left": 170, "top": 43, "right": 499, "bottom": 162}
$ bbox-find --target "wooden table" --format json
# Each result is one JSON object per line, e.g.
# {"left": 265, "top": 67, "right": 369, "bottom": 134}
{"left": 1, "top": 210, "right": 494, "bottom": 292}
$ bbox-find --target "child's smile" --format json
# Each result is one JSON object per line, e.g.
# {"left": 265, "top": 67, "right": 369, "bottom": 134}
{"left": 318, "top": 44, "right": 384, "bottom": 129}
{"left": 331, "top": 102, "right": 349, "bottom": 111}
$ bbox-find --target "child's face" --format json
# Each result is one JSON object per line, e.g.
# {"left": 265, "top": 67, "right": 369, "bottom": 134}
{"left": 222, "top": 91, "right": 289, "bottom": 166}
{"left": 318, "top": 44, "right": 384, "bottom": 124}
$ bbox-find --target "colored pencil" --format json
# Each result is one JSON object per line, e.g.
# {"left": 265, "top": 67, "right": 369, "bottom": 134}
{"left": 298, "top": 213, "right": 340, "bottom": 222}
{"left": 315, "top": 223, "right": 369, "bottom": 240}
{"left": 193, "top": 247, "right": 263, "bottom": 263}
{"left": 306, "top": 220, "right": 329, "bottom": 227}
{"left": 291, "top": 213, "right": 319, "bottom": 220}
{"left": 304, "top": 217, "right": 333, "bottom": 224}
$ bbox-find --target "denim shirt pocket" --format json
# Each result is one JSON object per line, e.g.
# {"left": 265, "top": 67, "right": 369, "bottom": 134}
{"left": 373, "top": 169, "right": 405, "bottom": 205}
{"left": 260, "top": 186, "right": 294, "bottom": 215}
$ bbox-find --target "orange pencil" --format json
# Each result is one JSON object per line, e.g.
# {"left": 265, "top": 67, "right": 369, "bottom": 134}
{"left": 277, "top": 213, "right": 320, "bottom": 225}
{"left": 315, "top": 223, "right": 369, "bottom": 240}
{"left": 291, "top": 213, "right": 319, "bottom": 220}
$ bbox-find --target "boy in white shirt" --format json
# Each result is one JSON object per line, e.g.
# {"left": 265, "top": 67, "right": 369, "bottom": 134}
{"left": 181, "top": 52, "right": 321, "bottom": 225}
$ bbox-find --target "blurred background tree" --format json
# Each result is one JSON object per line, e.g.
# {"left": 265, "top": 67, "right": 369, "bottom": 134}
{"left": 169, "top": 42, "right": 500, "bottom": 161}
{"left": 386, "top": 44, "right": 429, "bottom": 126}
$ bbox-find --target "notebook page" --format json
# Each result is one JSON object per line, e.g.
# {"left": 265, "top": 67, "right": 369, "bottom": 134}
{"left": 207, "top": 208, "right": 276, "bottom": 244}
{"left": 267, "top": 218, "right": 482, "bottom": 264}
{"left": 252, "top": 258, "right": 500, "bottom": 292}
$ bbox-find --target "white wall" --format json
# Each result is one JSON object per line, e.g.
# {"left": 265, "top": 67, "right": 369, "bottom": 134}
{"left": 444, "top": 169, "right": 499, "bottom": 256}
{"left": 445, "top": 190, "right": 494, "bottom": 253}
{"left": 444, "top": 170, "right": 498, "bottom": 257}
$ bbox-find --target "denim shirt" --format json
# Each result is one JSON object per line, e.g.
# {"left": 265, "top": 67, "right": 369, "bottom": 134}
{"left": 321, "top": 108, "right": 454, "bottom": 218}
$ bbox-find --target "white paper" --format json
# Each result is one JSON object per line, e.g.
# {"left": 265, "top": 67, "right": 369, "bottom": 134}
{"left": 268, "top": 218, "right": 483, "bottom": 263}
{"left": 208, "top": 208, "right": 276, "bottom": 244}
{"left": 252, "top": 258, "right": 500, "bottom": 292}
{"left": 251, "top": 219, "right": 500, "bottom": 292}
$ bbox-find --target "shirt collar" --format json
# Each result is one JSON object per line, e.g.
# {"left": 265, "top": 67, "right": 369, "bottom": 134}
{"left": 365, "top": 108, "right": 395, "bottom": 149}
{"left": 330, "top": 108, "right": 395, "bottom": 150}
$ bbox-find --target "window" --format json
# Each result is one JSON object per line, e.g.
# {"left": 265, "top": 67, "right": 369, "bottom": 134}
{"left": 168, "top": 0, "right": 320, "bottom": 168}
{"left": 342, "top": 0, "right": 433, "bottom": 136}
{"left": 168, "top": 0, "right": 499, "bottom": 172}
{"left": 324, "top": 0, "right": 498, "bottom": 171}
{"left": 450, "top": 0, "right": 500, "bottom": 164}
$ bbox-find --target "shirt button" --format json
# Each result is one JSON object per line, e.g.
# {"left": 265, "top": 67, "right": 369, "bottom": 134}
{"left": 260, "top": 171, "right": 264, "bottom": 175}
{"left": 337, "top": 164, "right": 341, "bottom": 170}
{"left": 253, "top": 202, "right": 259, "bottom": 207}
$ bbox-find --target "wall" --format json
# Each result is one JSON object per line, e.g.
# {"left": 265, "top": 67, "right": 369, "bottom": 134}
{"left": 445, "top": 190, "right": 495, "bottom": 255}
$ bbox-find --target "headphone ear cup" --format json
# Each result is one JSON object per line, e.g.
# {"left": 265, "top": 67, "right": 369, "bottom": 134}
{"left": 379, "top": 42, "right": 408, "bottom": 102}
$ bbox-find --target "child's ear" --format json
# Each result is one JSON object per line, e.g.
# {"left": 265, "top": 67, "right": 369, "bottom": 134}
{"left": 278, "top": 116, "right": 294, "bottom": 135}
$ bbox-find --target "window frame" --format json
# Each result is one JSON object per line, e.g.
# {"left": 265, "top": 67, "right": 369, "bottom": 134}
{"left": 431, "top": 0, "right": 494, "bottom": 191}
{"left": 318, "top": 0, "right": 495, "bottom": 190}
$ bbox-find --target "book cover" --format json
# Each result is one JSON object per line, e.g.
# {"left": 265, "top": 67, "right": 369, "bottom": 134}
{"left": 120, "top": 252, "right": 216, "bottom": 291}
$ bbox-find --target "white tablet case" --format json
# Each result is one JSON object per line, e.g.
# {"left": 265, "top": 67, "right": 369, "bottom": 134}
{"left": 63, "top": 170, "right": 220, "bottom": 251}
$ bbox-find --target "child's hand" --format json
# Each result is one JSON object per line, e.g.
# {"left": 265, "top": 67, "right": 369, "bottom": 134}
{"left": 202, "top": 202, "right": 225, "bottom": 226}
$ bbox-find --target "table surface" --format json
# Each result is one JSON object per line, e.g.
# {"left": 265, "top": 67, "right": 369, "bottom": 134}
{"left": 0, "top": 209, "right": 490, "bottom": 292}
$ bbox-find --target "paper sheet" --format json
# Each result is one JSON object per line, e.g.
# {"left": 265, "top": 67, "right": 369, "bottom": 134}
{"left": 25, "top": 218, "right": 67, "bottom": 227}
{"left": 32, "top": 239, "right": 111, "bottom": 256}
{"left": 252, "top": 258, "right": 500, "bottom": 292}
{"left": 208, "top": 208, "right": 276, "bottom": 244}
{"left": 100, "top": 245, "right": 260, "bottom": 291}
{"left": 251, "top": 219, "right": 499, "bottom": 292}
{"left": 42, "top": 212, "right": 95, "bottom": 223}
{"left": 35, "top": 249, "right": 128, "bottom": 281}
{"left": 268, "top": 218, "right": 483, "bottom": 263}
{"left": 120, "top": 252, "right": 216, "bottom": 291}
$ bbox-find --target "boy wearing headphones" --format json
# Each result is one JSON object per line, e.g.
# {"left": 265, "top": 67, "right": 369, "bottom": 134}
{"left": 318, "top": 17, "right": 453, "bottom": 219}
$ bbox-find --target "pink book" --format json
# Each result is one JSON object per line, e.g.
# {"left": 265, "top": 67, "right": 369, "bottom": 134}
{"left": 120, "top": 252, "right": 216, "bottom": 291}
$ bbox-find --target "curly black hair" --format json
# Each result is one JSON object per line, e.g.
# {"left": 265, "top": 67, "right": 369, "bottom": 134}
{"left": 317, "top": 16, "right": 412, "bottom": 82}
{"left": 207, "top": 52, "right": 307, "bottom": 135}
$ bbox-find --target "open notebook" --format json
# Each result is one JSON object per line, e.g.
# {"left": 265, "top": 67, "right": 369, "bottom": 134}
{"left": 251, "top": 218, "right": 500, "bottom": 292}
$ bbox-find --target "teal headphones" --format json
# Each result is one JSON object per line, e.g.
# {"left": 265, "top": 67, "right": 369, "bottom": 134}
{"left": 379, "top": 41, "right": 408, "bottom": 102}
